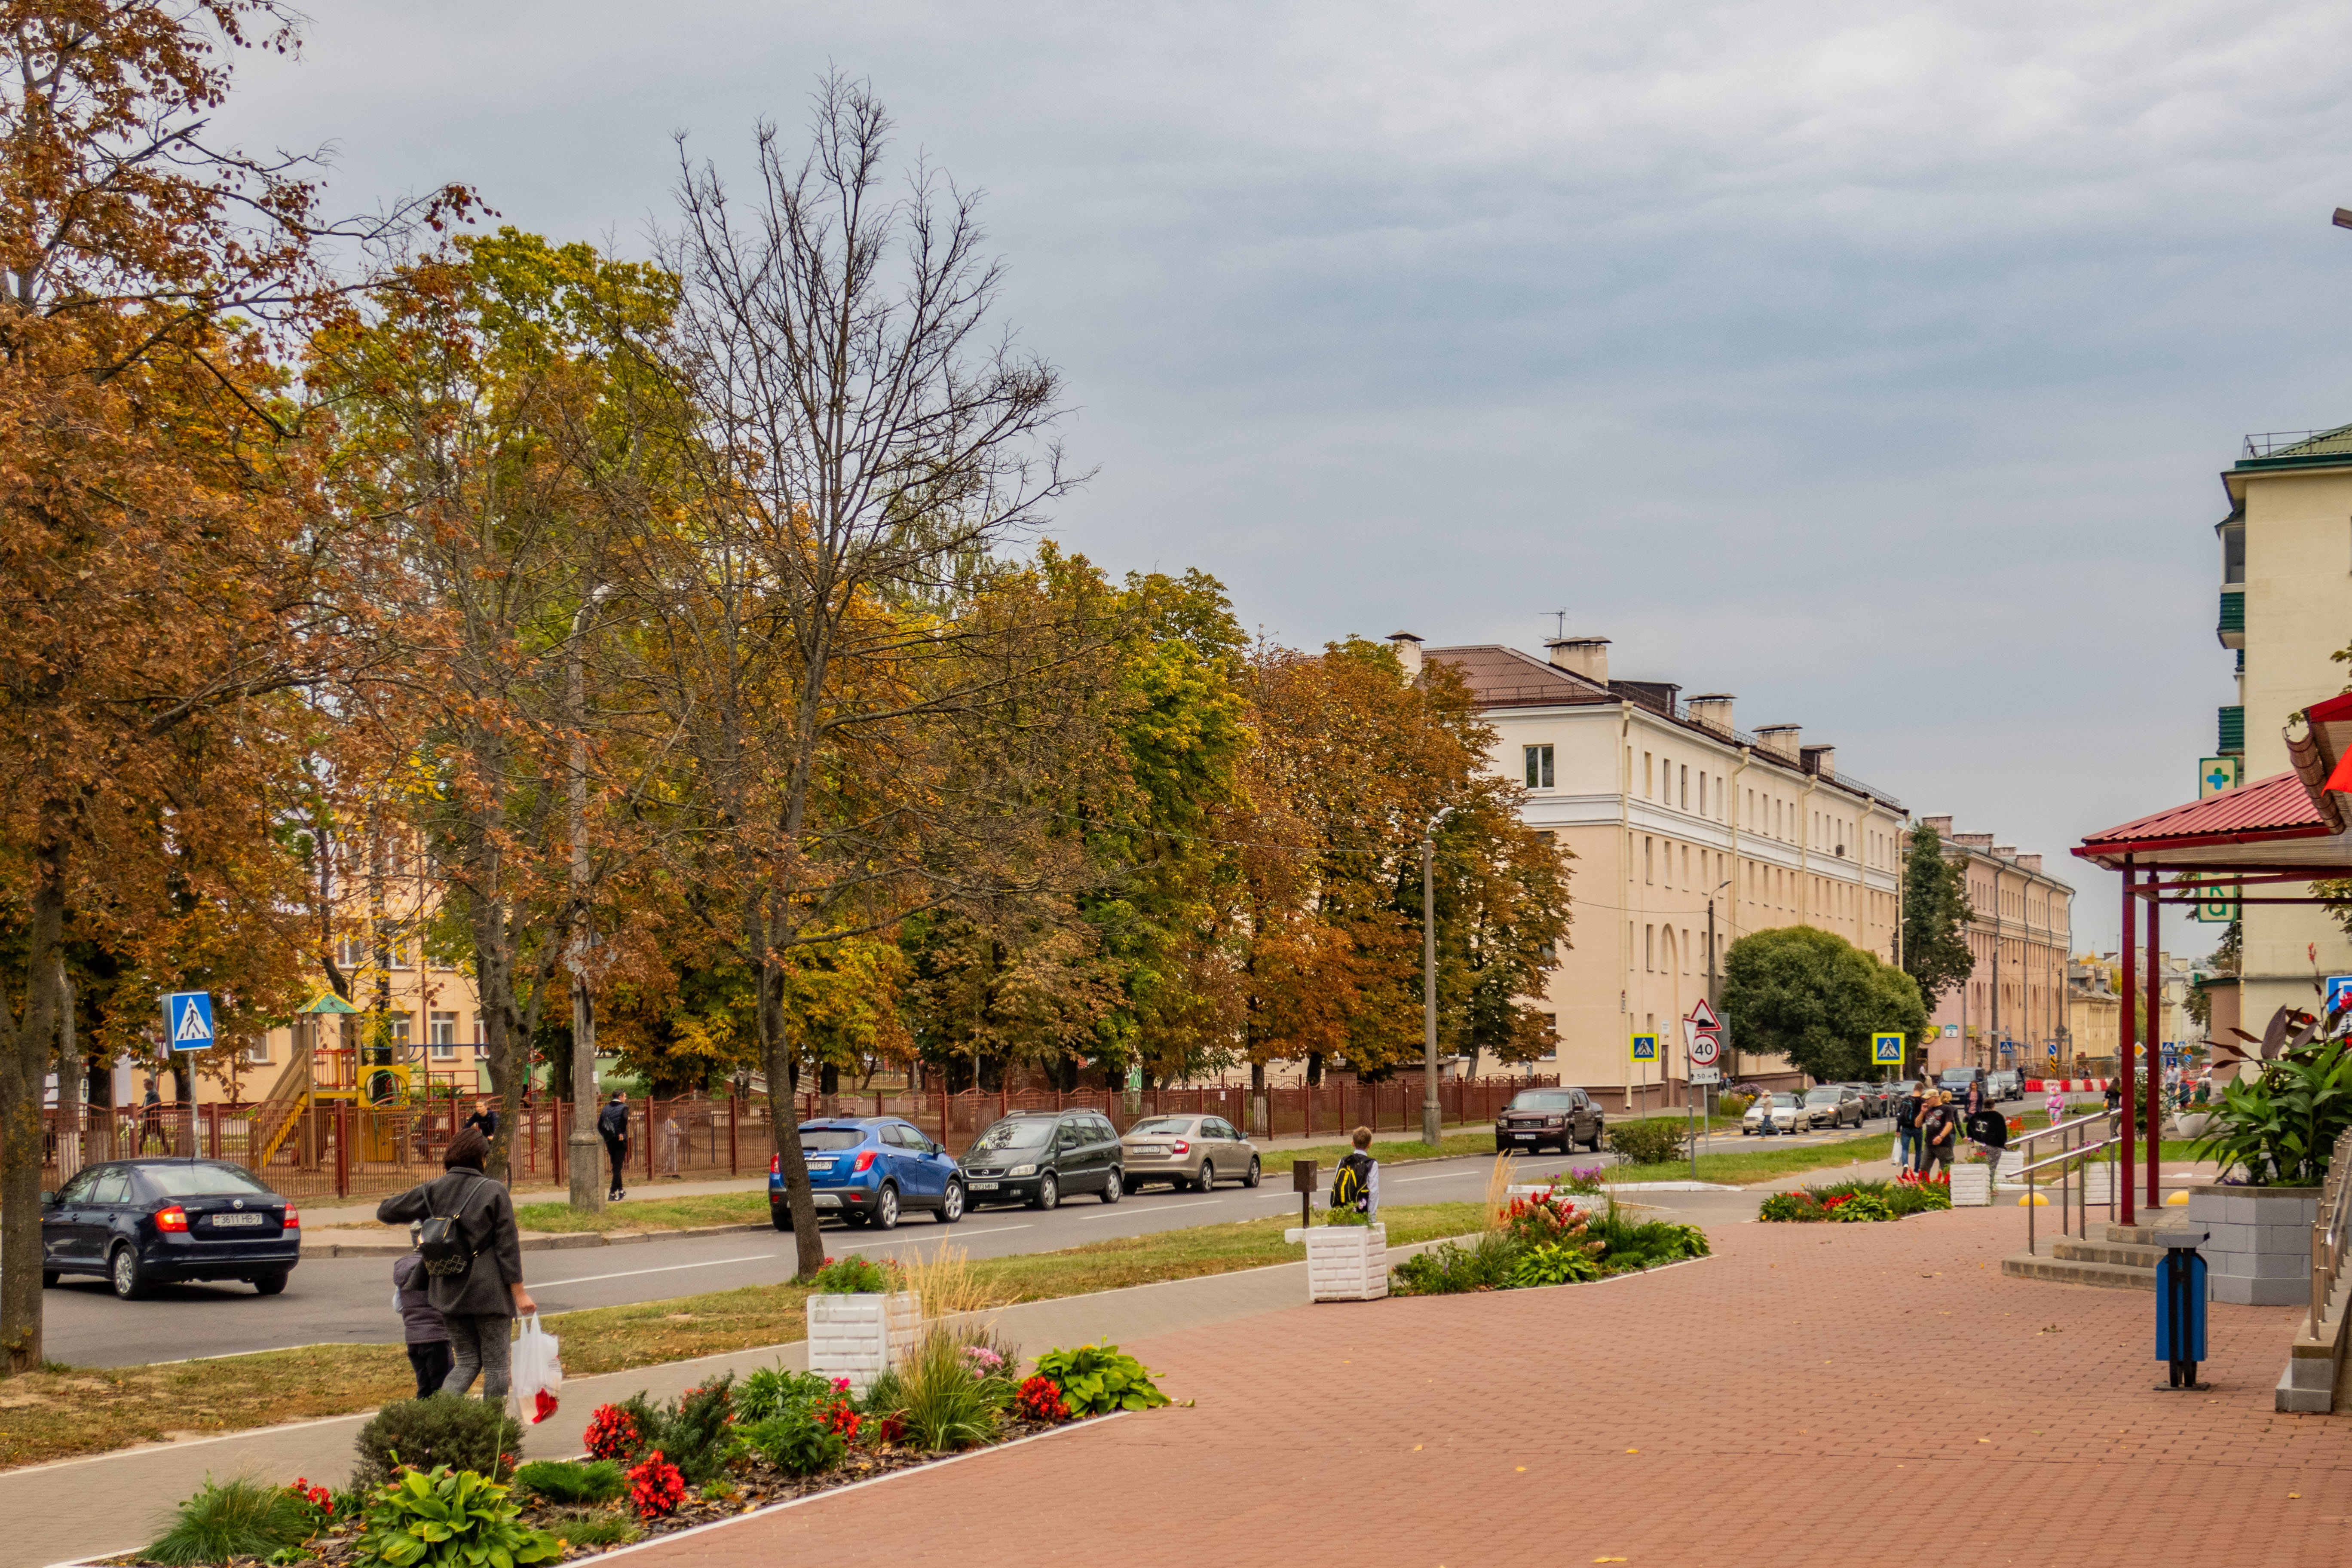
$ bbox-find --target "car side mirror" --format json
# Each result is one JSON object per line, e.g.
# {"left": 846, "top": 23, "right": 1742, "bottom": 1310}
{"left": 39, "top": 1191, "right": 54, "bottom": 1208}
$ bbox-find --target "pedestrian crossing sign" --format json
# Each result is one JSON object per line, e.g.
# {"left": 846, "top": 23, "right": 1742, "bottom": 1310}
{"left": 1871, "top": 1032, "right": 1904, "bottom": 1066}
{"left": 165, "top": 991, "right": 214, "bottom": 1052}
{"left": 1629, "top": 1031, "right": 1659, "bottom": 1064}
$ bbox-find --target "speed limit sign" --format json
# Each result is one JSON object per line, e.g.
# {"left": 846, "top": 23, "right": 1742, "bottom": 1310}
{"left": 1689, "top": 1030, "right": 1721, "bottom": 1067}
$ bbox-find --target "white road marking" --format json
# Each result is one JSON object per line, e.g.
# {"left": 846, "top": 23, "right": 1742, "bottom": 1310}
{"left": 1074, "top": 1199, "right": 1219, "bottom": 1219}
{"left": 836, "top": 1224, "right": 1033, "bottom": 1250}
{"left": 534, "top": 1253, "right": 777, "bottom": 1289}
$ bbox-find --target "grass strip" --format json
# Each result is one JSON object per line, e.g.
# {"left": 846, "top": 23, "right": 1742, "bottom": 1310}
{"left": 514, "top": 1193, "right": 770, "bottom": 1235}
{"left": 0, "top": 1201, "right": 1484, "bottom": 1473}
{"left": 1615, "top": 1133, "right": 1898, "bottom": 1186}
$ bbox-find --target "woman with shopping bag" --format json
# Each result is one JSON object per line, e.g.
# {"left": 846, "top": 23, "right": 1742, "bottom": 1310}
{"left": 377, "top": 1127, "right": 535, "bottom": 1402}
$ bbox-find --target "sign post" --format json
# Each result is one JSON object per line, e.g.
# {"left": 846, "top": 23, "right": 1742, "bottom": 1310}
{"left": 1630, "top": 1032, "right": 1658, "bottom": 1120}
{"left": 1684, "top": 1000, "right": 1722, "bottom": 1180}
{"left": 1871, "top": 1032, "right": 1904, "bottom": 1078}
{"left": 162, "top": 991, "right": 214, "bottom": 1159}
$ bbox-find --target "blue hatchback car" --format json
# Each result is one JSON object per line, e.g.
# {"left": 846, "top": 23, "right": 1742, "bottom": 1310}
{"left": 769, "top": 1118, "right": 965, "bottom": 1231}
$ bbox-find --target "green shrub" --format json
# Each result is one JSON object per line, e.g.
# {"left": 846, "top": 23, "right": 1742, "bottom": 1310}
{"left": 2192, "top": 1039, "right": 2352, "bottom": 1185}
{"left": 353, "top": 1466, "right": 560, "bottom": 1568}
{"left": 1826, "top": 1193, "right": 1897, "bottom": 1222}
{"left": 541, "top": 1507, "right": 640, "bottom": 1550}
{"left": 1718, "top": 1093, "right": 1755, "bottom": 1118}
{"left": 1606, "top": 1119, "right": 1688, "bottom": 1166}
{"left": 735, "top": 1365, "right": 842, "bottom": 1424}
{"left": 351, "top": 1398, "right": 522, "bottom": 1492}
{"left": 511, "top": 1460, "right": 625, "bottom": 1507}
{"left": 1758, "top": 1192, "right": 1819, "bottom": 1222}
{"left": 1390, "top": 1231, "right": 1523, "bottom": 1295}
{"left": 1590, "top": 1205, "right": 1709, "bottom": 1270}
{"left": 605, "top": 1376, "right": 736, "bottom": 1485}
{"left": 736, "top": 1412, "right": 848, "bottom": 1475}
{"left": 143, "top": 1478, "right": 318, "bottom": 1566}
{"left": 886, "top": 1331, "right": 998, "bottom": 1450}
{"left": 1032, "top": 1342, "right": 1171, "bottom": 1417}
{"left": 1509, "top": 1240, "right": 1603, "bottom": 1287}
{"left": 1762, "top": 1178, "right": 1951, "bottom": 1224}
{"left": 809, "top": 1255, "right": 898, "bottom": 1293}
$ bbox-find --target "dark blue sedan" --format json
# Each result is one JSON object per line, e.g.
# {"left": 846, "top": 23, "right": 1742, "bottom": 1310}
{"left": 768, "top": 1118, "right": 965, "bottom": 1231}
{"left": 42, "top": 1159, "right": 300, "bottom": 1298}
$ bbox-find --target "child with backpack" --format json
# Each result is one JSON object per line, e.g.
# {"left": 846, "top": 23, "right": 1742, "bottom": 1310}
{"left": 1330, "top": 1126, "right": 1379, "bottom": 1218}
{"left": 392, "top": 1240, "right": 453, "bottom": 1399}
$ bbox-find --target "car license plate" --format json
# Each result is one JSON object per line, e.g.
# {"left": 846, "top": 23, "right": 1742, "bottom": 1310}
{"left": 968, "top": 1181, "right": 998, "bottom": 1191}
{"left": 811, "top": 1193, "right": 840, "bottom": 1209}
{"left": 808, "top": 1158, "right": 835, "bottom": 1170}
{"left": 1132, "top": 1145, "right": 1166, "bottom": 1158}
{"left": 210, "top": 1213, "right": 266, "bottom": 1228}
{"left": 1509, "top": 1132, "right": 1534, "bottom": 1140}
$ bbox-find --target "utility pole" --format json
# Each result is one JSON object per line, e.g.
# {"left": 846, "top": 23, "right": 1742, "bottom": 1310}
{"left": 566, "top": 586, "right": 611, "bottom": 1213}
{"left": 1421, "top": 806, "right": 1455, "bottom": 1148}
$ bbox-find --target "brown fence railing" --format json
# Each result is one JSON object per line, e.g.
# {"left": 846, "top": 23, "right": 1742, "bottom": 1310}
{"left": 42, "top": 1075, "right": 1560, "bottom": 1202}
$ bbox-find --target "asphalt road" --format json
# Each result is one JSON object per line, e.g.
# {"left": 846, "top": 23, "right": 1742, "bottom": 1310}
{"left": 42, "top": 1118, "right": 1896, "bottom": 1369}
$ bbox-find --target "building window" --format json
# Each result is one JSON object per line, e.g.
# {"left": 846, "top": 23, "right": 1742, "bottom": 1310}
{"left": 335, "top": 936, "right": 368, "bottom": 971}
{"left": 387, "top": 1013, "right": 413, "bottom": 1050}
{"left": 1679, "top": 765, "right": 1688, "bottom": 810}
{"left": 1523, "top": 744, "right": 1555, "bottom": 789}
{"left": 429, "top": 1011, "right": 459, "bottom": 1059}
{"left": 1541, "top": 1018, "right": 1558, "bottom": 1060}
{"left": 245, "top": 1035, "right": 272, "bottom": 1065}
{"left": 1644, "top": 836, "right": 1654, "bottom": 884}
{"left": 1644, "top": 752, "right": 1654, "bottom": 798}
{"left": 1538, "top": 940, "right": 1558, "bottom": 969}
{"left": 1645, "top": 924, "right": 1654, "bottom": 971}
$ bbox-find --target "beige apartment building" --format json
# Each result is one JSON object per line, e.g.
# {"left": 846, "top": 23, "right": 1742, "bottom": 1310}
{"left": 2211, "top": 428, "right": 2352, "bottom": 1024}
{"left": 2061, "top": 950, "right": 2190, "bottom": 1076}
{"left": 1917, "top": 818, "right": 2073, "bottom": 1075}
{"left": 1416, "top": 632, "right": 1909, "bottom": 1100}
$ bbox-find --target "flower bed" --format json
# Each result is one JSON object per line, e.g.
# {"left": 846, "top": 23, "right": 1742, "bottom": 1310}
{"left": 1389, "top": 1186, "right": 1708, "bottom": 1296}
{"left": 113, "top": 1334, "right": 1167, "bottom": 1568}
{"left": 1758, "top": 1175, "right": 1952, "bottom": 1224}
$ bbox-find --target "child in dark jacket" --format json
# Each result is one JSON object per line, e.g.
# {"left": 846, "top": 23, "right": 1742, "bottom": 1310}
{"left": 392, "top": 1247, "right": 453, "bottom": 1398}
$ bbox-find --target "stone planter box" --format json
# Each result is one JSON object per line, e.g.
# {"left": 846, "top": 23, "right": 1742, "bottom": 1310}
{"left": 2171, "top": 1112, "right": 2212, "bottom": 1140}
{"left": 2185, "top": 1185, "right": 2319, "bottom": 1306}
{"left": 807, "top": 1290, "right": 921, "bottom": 1393}
{"left": 1950, "top": 1165, "right": 1992, "bottom": 1207}
{"left": 1284, "top": 1224, "right": 1388, "bottom": 1301}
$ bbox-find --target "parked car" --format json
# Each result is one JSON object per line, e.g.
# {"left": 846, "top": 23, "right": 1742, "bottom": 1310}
{"left": 1495, "top": 1088, "right": 1605, "bottom": 1154}
{"left": 1742, "top": 1093, "right": 1807, "bottom": 1135}
{"left": 1986, "top": 1069, "right": 2025, "bottom": 1102}
{"left": 1839, "top": 1082, "right": 1891, "bottom": 1119}
{"left": 1801, "top": 1085, "right": 1864, "bottom": 1128}
{"left": 1120, "top": 1115, "right": 1261, "bottom": 1193}
{"left": 959, "top": 1110, "right": 1124, "bottom": 1210}
{"left": 769, "top": 1118, "right": 965, "bottom": 1231}
{"left": 42, "top": 1159, "right": 299, "bottom": 1300}
{"left": 1938, "top": 1067, "right": 1988, "bottom": 1102}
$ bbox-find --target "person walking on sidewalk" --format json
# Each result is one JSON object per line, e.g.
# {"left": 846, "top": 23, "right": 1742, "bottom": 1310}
{"left": 597, "top": 1091, "right": 631, "bottom": 1202}
{"left": 1893, "top": 1083, "right": 1923, "bottom": 1170}
{"left": 1332, "top": 1126, "right": 1379, "bottom": 1219}
{"left": 391, "top": 1245, "right": 453, "bottom": 1399}
{"left": 1919, "top": 1091, "right": 1959, "bottom": 1177}
{"left": 376, "top": 1127, "right": 534, "bottom": 1402}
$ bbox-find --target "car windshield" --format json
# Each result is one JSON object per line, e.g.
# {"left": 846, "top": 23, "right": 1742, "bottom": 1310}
{"left": 1127, "top": 1118, "right": 1193, "bottom": 1136}
{"left": 1766, "top": 1094, "right": 1800, "bottom": 1108}
{"left": 1803, "top": 1089, "right": 1840, "bottom": 1104}
{"left": 970, "top": 1120, "right": 1054, "bottom": 1152}
{"left": 1940, "top": 1072, "right": 1976, "bottom": 1087}
{"left": 138, "top": 1163, "right": 271, "bottom": 1197}
{"left": 1510, "top": 1091, "right": 1578, "bottom": 1111}
{"left": 799, "top": 1128, "right": 866, "bottom": 1152}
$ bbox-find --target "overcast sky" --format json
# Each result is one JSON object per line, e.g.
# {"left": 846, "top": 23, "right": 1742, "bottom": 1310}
{"left": 220, "top": 0, "right": 2352, "bottom": 950}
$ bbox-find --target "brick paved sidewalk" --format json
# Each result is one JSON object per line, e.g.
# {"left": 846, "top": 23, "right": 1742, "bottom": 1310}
{"left": 624, "top": 1207, "right": 2351, "bottom": 1568}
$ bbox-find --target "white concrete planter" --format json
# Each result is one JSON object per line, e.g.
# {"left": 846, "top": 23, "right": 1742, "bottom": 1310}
{"left": 1993, "top": 1150, "right": 2024, "bottom": 1189}
{"left": 2186, "top": 1185, "right": 2319, "bottom": 1306}
{"left": 1950, "top": 1165, "right": 1992, "bottom": 1207}
{"left": 2171, "top": 1112, "right": 2212, "bottom": 1140}
{"left": 1283, "top": 1223, "right": 1388, "bottom": 1302}
{"left": 806, "top": 1290, "right": 921, "bottom": 1393}
{"left": 2080, "top": 1162, "right": 2114, "bottom": 1206}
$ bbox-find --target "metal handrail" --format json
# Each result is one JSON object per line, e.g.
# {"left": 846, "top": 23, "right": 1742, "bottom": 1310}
{"left": 2020, "top": 1134, "right": 2120, "bottom": 1178}
{"left": 2014, "top": 1109, "right": 2116, "bottom": 1149}
{"left": 2307, "top": 1127, "right": 2352, "bottom": 1338}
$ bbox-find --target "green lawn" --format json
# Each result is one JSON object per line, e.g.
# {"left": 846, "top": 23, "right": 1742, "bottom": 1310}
{"left": 1617, "top": 1132, "right": 1898, "bottom": 1186}
{"left": 514, "top": 1192, "right": 770, "bottom": 1234}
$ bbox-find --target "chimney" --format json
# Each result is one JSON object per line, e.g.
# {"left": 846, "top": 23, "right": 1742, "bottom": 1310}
{"left": 1922, "top": 815, "right": 1953, "bottom": 838}
{"left": 1955, "top": 832, "right": 1994, "bottom": 849}
{"left": 1389, "top": 631, "right": 1423, "bottom": 680}
{"left": 1686, "top": 693, "right": 1735, "bottom": 733}
{"left": 1754, "top": 723, "right": 1801, "bottom": 762}
{"left": 1800, "top": 744, "right": 1836, "bottom": 779}
{"left": 1994, "top": 845, "right": 2018, "bottom": 861}
{"left": 1546, "top": 636, "right": 1609, "bottom": 684}
{"left": 2016, "top": 853, "right": 2043, "bottom": 872}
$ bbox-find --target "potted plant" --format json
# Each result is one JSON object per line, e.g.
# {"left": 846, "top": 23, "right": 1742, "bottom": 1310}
{"left": 805, "top": 1256, "right": 921, "bottom": 1393}
{"left": 1284, "top": 1206, "right": 1387, "bottom": 1302}
{"left": 2184, "top": 1012, "right": 2352, "bottom": 1305}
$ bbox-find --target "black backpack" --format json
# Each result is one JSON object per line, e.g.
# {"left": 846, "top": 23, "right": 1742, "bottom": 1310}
{"left": 1330, "top": 1152, "right": 1372, "bottom": 1213}
{"left": 417, "top": 1173, "right": 482, "bottom": 1278}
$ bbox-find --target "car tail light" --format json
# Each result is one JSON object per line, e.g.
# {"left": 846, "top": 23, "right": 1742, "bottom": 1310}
{"left": 1170, "top": 1140, "right": 1189, "bottom": 1156}
{"left": 770, "top": 1153, "right": 781, "bottom": 1175}
{"left": 853, "top": 1151, "right": 876, "bottom": 1172}
{"left": 282, "top": 1207, "right": 299, "bottom": 1229}
{"left": 156, "top": 1206, "right": 188, "bottom": 1233}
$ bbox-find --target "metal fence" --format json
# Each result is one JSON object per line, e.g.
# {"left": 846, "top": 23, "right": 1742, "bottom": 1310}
{"left": 42, "top": 1075, "right": 1560, "bottom": 1203}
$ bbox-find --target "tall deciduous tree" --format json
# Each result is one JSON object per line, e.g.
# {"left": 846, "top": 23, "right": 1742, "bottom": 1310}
{"left": 1723, "top": 925, "right": 1927, "bottom": 1084}
{"left": 1900, "top": 821, "right": 1975, "bottom": 1009}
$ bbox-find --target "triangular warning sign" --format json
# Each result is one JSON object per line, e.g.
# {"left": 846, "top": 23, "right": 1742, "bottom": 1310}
{"left": 174, "top": 999, "right": 212, "bottom": 1043}
{"left": 1684, "top": 998, "right": 1719, "bottom": 1031}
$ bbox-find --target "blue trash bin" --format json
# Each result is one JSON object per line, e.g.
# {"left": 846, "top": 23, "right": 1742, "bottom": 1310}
{"left": 2152, "top": 1226, "right": 2210, "bottom": 1392}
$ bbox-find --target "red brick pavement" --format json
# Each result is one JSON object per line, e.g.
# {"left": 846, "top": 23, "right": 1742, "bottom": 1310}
{"left": 629, "top": 1209, "right": 2352, "bottom": 1567}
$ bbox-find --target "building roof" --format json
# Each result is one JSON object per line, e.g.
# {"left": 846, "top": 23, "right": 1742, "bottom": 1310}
{"left": 1424, "top": 644, "right": 1614, "bottom": 709}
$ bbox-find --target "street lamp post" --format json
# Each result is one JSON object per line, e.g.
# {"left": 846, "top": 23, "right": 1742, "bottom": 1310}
{"left": 566, "top": 585, "right": 612, "bottom": 1213}
{"left": 1421, "top": 806, "right": 1455, "bottom": 1148}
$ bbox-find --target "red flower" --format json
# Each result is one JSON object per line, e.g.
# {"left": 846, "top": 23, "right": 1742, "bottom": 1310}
{"left": 820, "top": 1398, "right": 861, "bottom": 1440}
{"left": 585, "top": 1403, "right": 640, "bottom": 1462}
{"left": 876, "top": 1413, "right": 907, "bottom": 1445}
{"left": 1014, "top": 1375, "right": 1071, "bottom": 1425}
{"left": 626, "top": 1451, "right": 687, "bottom": 1520}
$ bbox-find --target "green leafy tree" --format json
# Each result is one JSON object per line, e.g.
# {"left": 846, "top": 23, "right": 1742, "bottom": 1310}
{"left": 1724, "top": 925, "right": 1928, "bottom": 1083}
{"left": 1899, "top": 821, "right": 1975, "bottom": 1008}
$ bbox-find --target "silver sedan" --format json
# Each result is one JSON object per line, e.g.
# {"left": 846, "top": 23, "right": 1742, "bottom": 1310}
{"left": 1118, "top": 1115, "right": 1262, "bottom": 1193}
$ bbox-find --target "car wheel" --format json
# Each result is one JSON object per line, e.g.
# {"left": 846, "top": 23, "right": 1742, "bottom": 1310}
{"left": 110, "top": 1244, "right": 152, "bottom": 1302}
{"left": 1194, "top": 1160, "right": 1216, "bottom": 1193}
{"left": 1585, "top": 1122, "right": 1605, "bottom": 1152}
{"left": 1033, "top": 1173, "right": 1060, "bottom": 1210}
{"left": 1243, "top": 1157, "right": 1261, "bottom": 1188}
{"left": 939, "top": 1180, "right": 965, "bottom": 1224}
{"left": 873, "top": 1183, "right": 900, "bottom": 1230}
{"left": 1100, "top": 1169, "right": 1122, "bottom": 1204}
{"left": 251, "top": 1271, "right": 289, "bottom": 1296}
{"left": 771, "top": 1206, "right": 792, "bottom": 1232}
{"left": 40, "top": 1270, "right": 57, "bottom": 1289}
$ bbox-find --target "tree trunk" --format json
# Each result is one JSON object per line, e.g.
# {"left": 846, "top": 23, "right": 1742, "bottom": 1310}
{"left": 757, "top": 945, "right": 824, "bottom": 1279}
{"left": 0, "top": 871, "right": 69, "bottom": 1373}
{"left": 52, "top": 960, "right": 81, "bottom": 1183}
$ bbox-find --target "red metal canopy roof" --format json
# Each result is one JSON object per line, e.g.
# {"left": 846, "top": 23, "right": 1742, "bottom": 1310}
{"left": 2073, "top": 692, "right": 2352, "bottom": 872}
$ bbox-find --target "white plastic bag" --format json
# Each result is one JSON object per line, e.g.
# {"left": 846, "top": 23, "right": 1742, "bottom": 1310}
{"left": 511, "top": 1313, "right": 563, "bottom": 1424}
